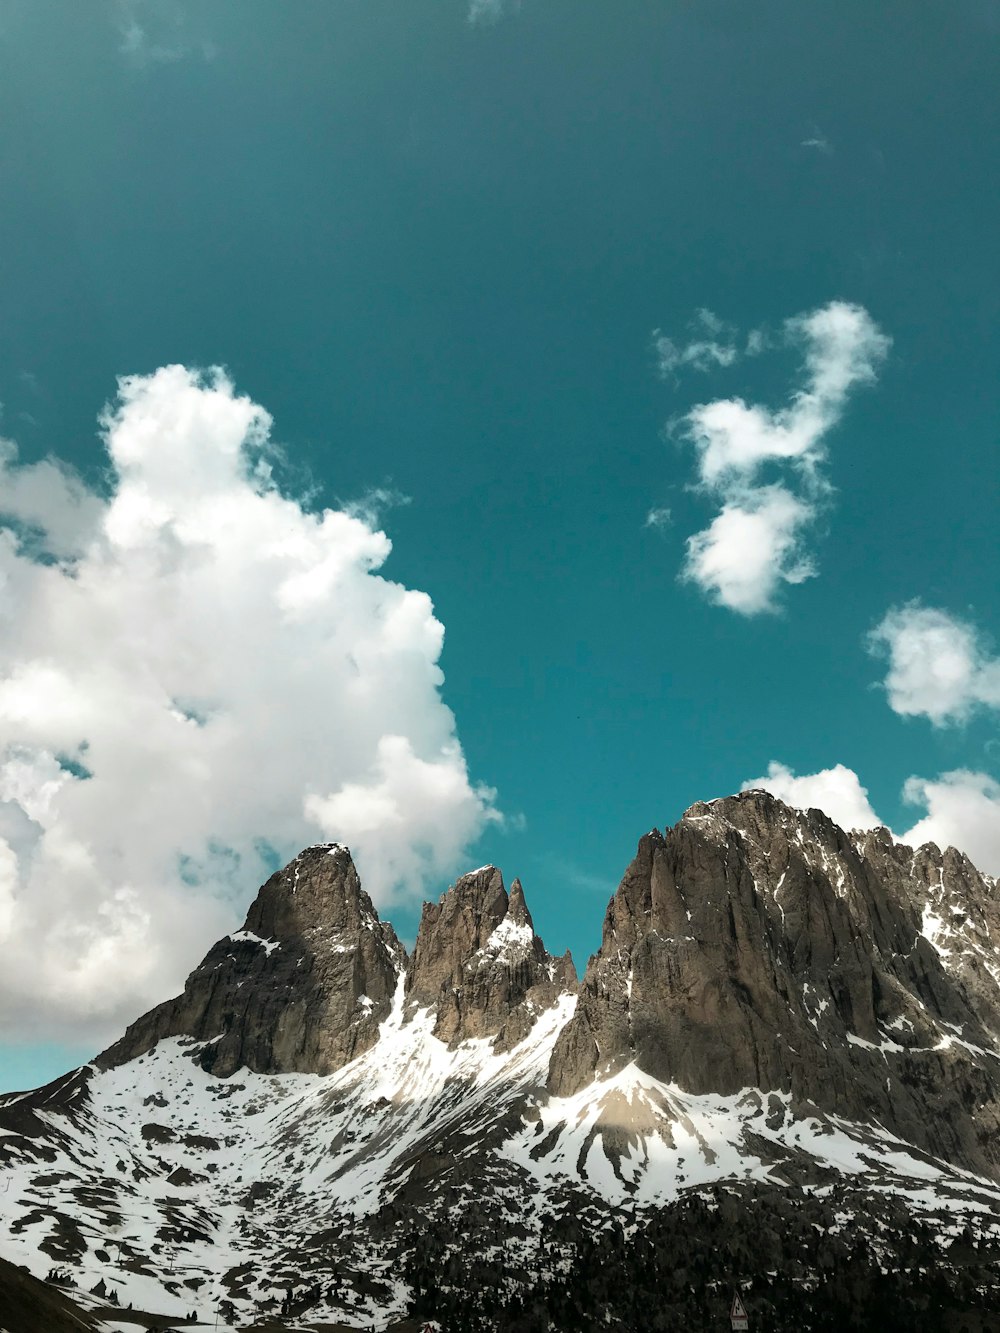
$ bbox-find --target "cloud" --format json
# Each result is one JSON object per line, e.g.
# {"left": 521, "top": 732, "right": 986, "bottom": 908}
{"left": 901, "top": 771, "right": 1000, "bottom": 877}
{"left": 682, "top": 485, "right": 815, "bottom": 615}
{"left": 742, "top": 761, "right": 881, "bottom": 832}
{"left": 468, "top": 0, "right": 519, "bottom": 25}
{"left": 0, "top": 366, "right": 498, "bottom": 1042}
{"left": 684, "top": 302, "right": 889, "bottom": 490}
{"left": 305, "top": 734, "right": 498, "bottom": 899}
{"left": 644, "top": 506, "right": 672, "bottom": 531}
{"left": 0, "top": 439, "right": 104, "bottom": 558}
{"left": 801, "top": 129, "right": 833, "bottom": 154}
{"left": 672, "top": 300, "right": 889, "bottom": 615}
{"left": 116, "top": 0, "right": 215, "bottom": 68}
{"left": 743, "top": 761, "right": 1000, "bottom": 877}
{"left": 653, "top": 309, "right": 741, "bottom": 376}
{"left": 537, "top": 852, "right": 612, "bottom": 899}
{"left": 340, "top": 486, "right": 411, "bottom": 528}
{"left": 868, "top": 603, "right": 1000, "bottom": 726}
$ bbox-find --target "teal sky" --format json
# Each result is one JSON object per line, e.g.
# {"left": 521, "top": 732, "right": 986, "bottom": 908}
{"left": 0, "top": 0, "right": 998, "bottom": 1090}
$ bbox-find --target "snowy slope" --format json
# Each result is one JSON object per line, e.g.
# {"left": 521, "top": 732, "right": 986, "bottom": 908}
{"left": 6, "top": 795, "right": 1000, "bottom": 1329}
{"left": 5, "top": 987, "right": 1000, "bottom": 1330}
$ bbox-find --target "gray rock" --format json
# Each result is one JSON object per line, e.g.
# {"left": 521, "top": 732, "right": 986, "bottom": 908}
{"left": 548, "top": 790, "right": 1000, "bottom": 1175}
{"left": 406, "top": 866, "right": 577, "bottom": 1048}
{"left": 98, "top": 844, "right": 404, "bottom": 1077}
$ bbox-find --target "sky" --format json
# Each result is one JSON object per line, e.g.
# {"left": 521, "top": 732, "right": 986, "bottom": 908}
{"left": 0, "top": 0, "right": 997, "bottom": 1091}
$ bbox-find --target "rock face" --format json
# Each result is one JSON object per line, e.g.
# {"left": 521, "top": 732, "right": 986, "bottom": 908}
{"left": 548, "top": 790, "right": 1000, "bottom": 1175}
{"left": 406, "top": 865, "right": 577, "bottom": 1049}
{"left": 99, "top": 844, "right": 405, "bottom": 1077}
{"left": 98, "top": 851, "right": 574, "bottom": 1077}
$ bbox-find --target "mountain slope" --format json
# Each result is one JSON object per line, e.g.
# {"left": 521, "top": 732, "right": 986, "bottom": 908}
{"left": 3, "top": 792, "right": 1000, "bottom": 1329}
{"left": 0, "top": 1254, "right": 101, "bottom": 1333}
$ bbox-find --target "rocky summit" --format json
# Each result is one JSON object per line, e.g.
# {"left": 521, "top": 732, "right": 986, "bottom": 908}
{"left": 98, "top": 843, "right": 406, "bottom": 1078}
{"left": 4, "top": 792, "right": 1000, "bottom": 1332}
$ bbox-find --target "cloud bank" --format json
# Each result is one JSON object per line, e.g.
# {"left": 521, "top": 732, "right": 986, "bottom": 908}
{"left": 659, "top": 301, "right": 890, "bottom": 615}
{"left": 900, "top": 771, "right": 1000, "bottom": 876}
{"left": 0, "top": 366, "right": 498, "bottom": 1041}
{"left": 742, "top": 761, "right": 1000, "bottom": 877}
{"left": 869, "top": 602, "right": 1000, "bottom": 726}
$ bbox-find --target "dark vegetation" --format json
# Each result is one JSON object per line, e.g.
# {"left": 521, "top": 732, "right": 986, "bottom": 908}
{"left": 15, "top": 1183, "right": 1000, "bottom": 1332}
{"left": 401, "top": 1185, "right": 1000, "bottom": 1333}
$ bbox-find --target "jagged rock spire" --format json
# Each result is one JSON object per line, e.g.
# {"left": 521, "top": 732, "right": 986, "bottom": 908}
{"left": 507, "top": 877, "right": 534, "bottom": 929}
{"left": 99, "top": 844, "right": 404, "bottom": 1077}
{"left": 406, "top": 866, "right": 576, "bottom": 1049}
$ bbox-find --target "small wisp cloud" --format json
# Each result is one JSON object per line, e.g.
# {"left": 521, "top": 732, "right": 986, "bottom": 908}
{"left": 653, "top": 309, "right": 745, "bottom": 377}
{"left": 654, "top": 301, "right": 890, "bottom": 616}
{"left": 116, "top": 0, "right": 216, "bottom": 68}
{"left": 0, "top": 366, "right": 498, "bottom": 1041}
{"left": 468, "top": 0, "right": 519, "bottom": 25}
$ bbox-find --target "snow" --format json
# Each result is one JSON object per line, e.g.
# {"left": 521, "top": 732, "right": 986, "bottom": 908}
{"left": 922, "top": 904, "right": 949, "bottom": 954}
{"left": 0, "top": 975, "right": 589, "bottom": 1326}
{"left": 478, "top": 913, "right": 535, "bottom": 963}
{"left": 7, "top": 823, "right": 1000, "bottom": 1331}
{"left": 228, "top": 930, "right": 280, "bottom": 955}
{"left": 6, "top": 1034, "right": 1000, "bottom": 1333}
{"left": 503, "top": 1061, "right": 1000, "bottom": 1224}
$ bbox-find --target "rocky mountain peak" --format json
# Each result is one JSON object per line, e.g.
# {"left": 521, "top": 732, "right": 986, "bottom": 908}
{"left": 99, "top": 844, "right": 404, "bottom": 1078}
{"left": 406, "top": 866, "right": 577, "bottom": 1049}
{"left": 244, "top": 842, "right": 382, "bottom": 941}
{"left": 548, "top": 791, "right": 1000, "bottom": 1176}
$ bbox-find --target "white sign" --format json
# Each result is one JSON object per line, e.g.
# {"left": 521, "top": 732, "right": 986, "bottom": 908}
{"left": 731, "top": 1291, "right": 749, "bottom": 1331}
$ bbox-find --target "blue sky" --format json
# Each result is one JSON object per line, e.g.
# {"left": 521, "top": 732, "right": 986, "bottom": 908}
{"left": 0, "top": 0, "right": 997, "bottom": 1091}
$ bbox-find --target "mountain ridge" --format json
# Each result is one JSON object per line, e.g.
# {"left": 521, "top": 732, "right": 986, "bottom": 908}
{"left": 4, "top": 789, "right": 1000, "bottom": 1329}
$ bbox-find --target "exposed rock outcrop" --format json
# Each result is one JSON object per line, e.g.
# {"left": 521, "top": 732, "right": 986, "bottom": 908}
{"left": 548, "top": 790, "right": 1000, "bottom": 1175}
{"left": 98, "top": 844, "right": 404, "bottom": 1077}
{"left": 406, "top": 865, "right": 577, "bottom": 1049}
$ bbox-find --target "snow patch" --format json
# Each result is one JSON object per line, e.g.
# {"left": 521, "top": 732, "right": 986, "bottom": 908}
{"left": 228, "top": 930, "right": 280, "bottom": 956}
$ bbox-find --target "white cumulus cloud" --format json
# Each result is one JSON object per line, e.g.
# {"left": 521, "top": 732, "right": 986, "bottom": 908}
{"left": 670, "top": 300, "right": 889, "bottom": 615}
{"left": 868, "top": 602, "right": 1000, "bottom": 726}
{"left": 682, "top": 486, "right": 815, "bottom": 616}
{"left": 901, "top": 771, "right": 1000, "bottom": 877}
{"left": 0, "top": 366, "right": 498, "bottom": 1042}
{"left": 743, "top": 761, "right": 1000, "bottom": 877}
{"left": 742, "top": 761, "right": 882, "bottom": 832}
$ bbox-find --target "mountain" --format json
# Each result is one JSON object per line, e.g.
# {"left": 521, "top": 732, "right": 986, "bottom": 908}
{"left": 99, "top": 843, "right": 406, "bottom": 1078}
{"left": 0, "top": 1254, "right": 102, "bottom": 1333}
{"left": 3, "top": 792, "right": 1000, "bottom": 1331}
{"left": 550, "top": 793, "right": 1000, "bottom": 1175}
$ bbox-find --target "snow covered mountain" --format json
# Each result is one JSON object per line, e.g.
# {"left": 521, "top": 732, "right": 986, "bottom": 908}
{"left": 4, "top": 791, "right": 1000, "bottom": 1330}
